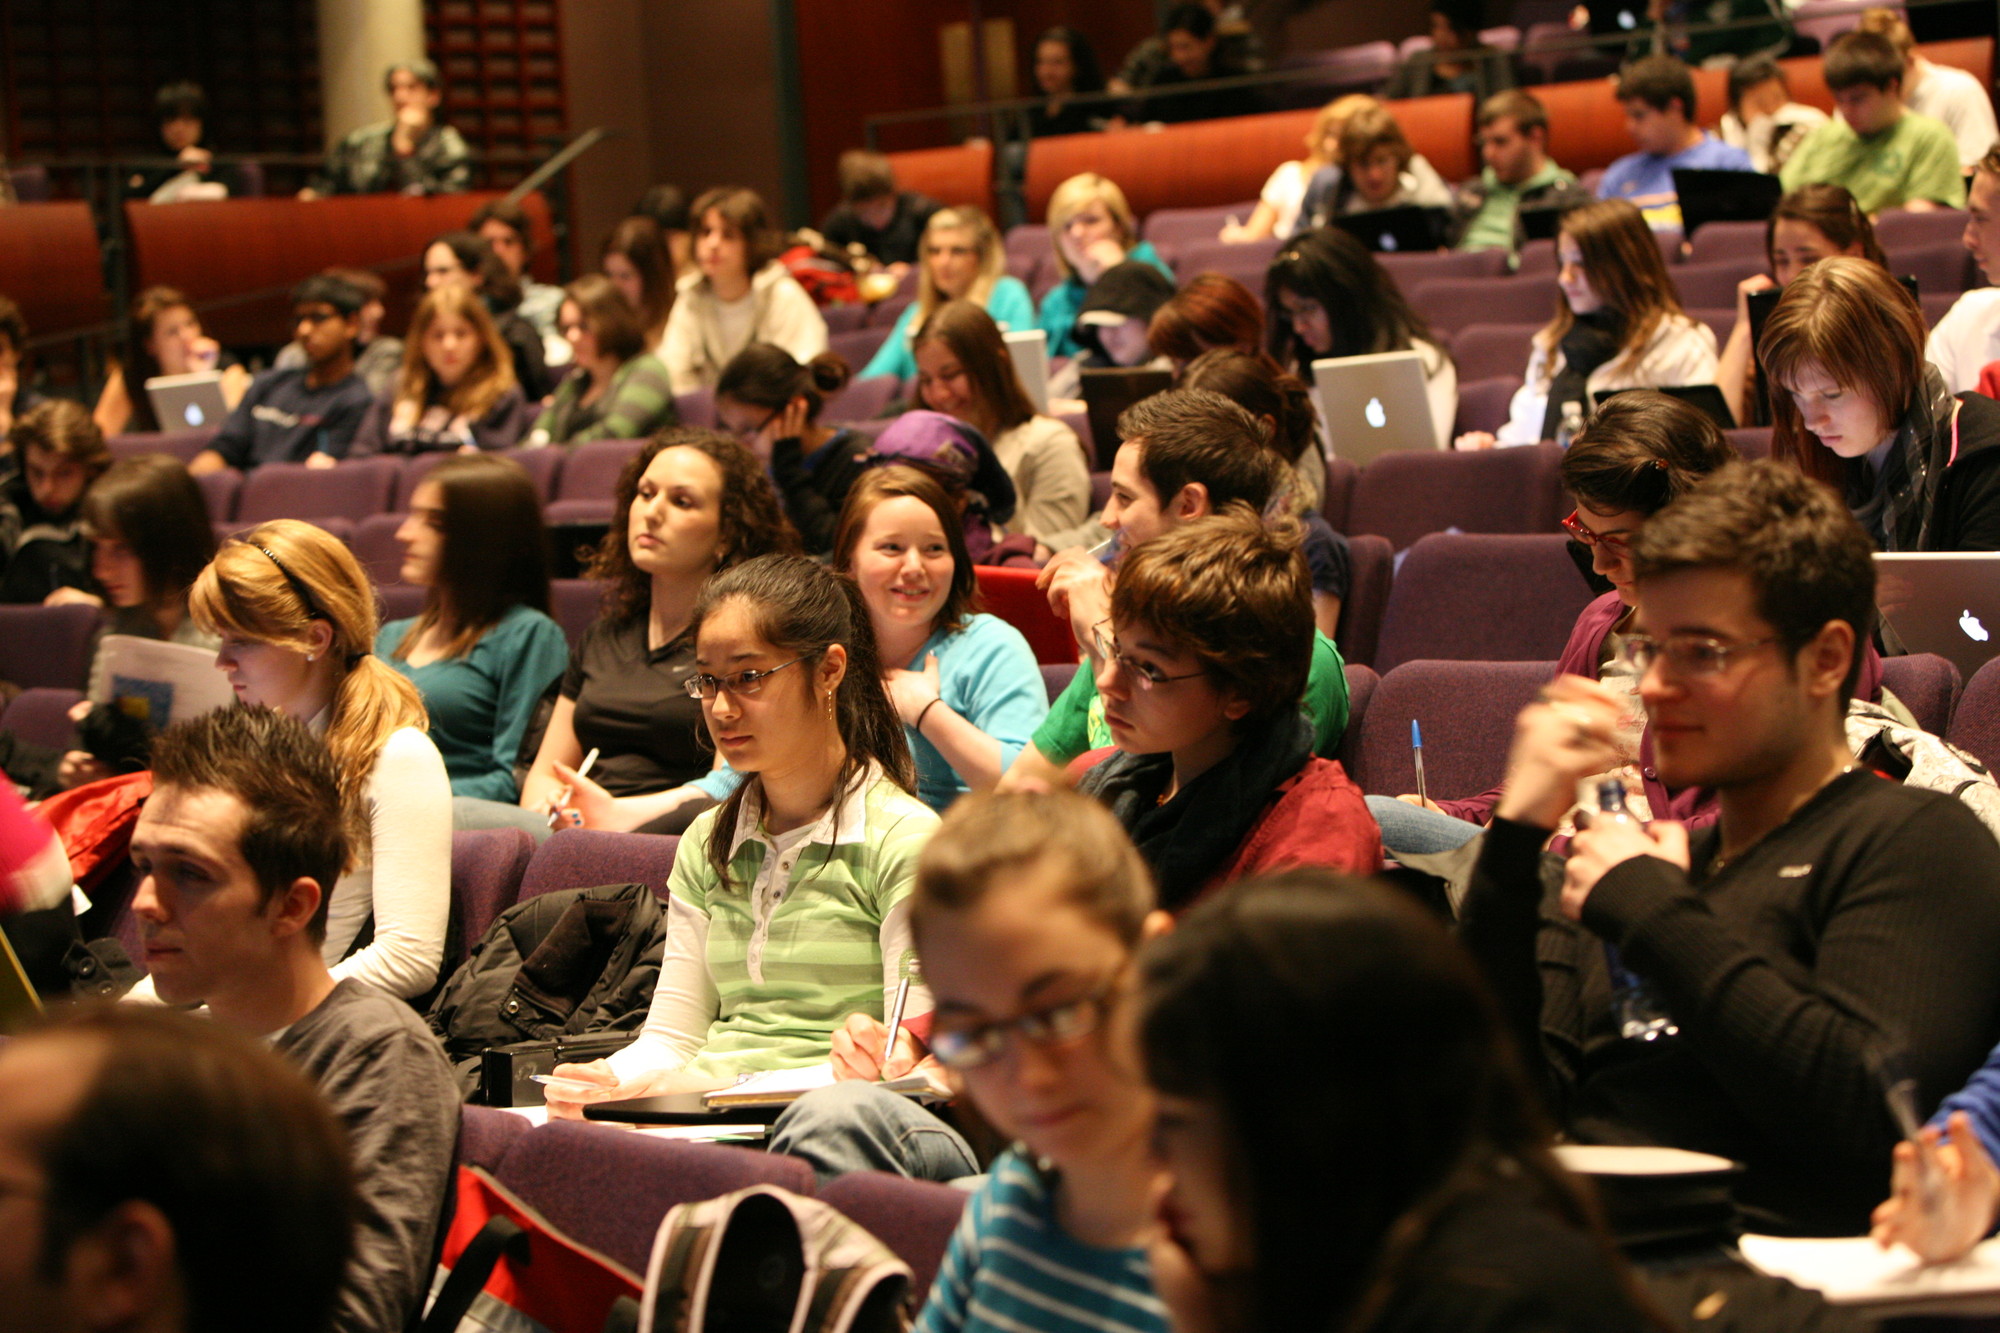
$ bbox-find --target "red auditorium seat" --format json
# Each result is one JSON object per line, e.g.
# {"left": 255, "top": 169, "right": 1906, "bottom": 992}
{"left": 0, "top": 203, "right": 107, "bottom": 341}
{"left": 974, "top": 566, "right": 1078, "bottom": 664}
{"left": 884, "top": 142, "right": 995, "bottom": 217}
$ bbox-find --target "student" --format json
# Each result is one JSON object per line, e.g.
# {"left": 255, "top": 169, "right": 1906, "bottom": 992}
{"left": 542, "top": 554, "right": 940, "bottom": 1110}
{"left": 861, "top": 206, "right": 1036, "bottom": 384}
{"left": 1026, "top": 26, "right": 1107, "bottom": 138}
{"left": 347, "top": 284, "right": 531, "bottom": 456}
{"left": 1464, "top": 199, "right": 1717, "bottom": 449}
{"left": 1003, "top": 390, "right": 1351, "bottom": 790}
{"left": 1131, "top": 4, "right": 1259, "bottom": 125}
{"left": 189, "top": 276, "right": 373, "bottom": 475}
{"left": 1078, "top": 510, "right": 1378, "bottom": 910}
{"left": 1220, "top": 95, "right": 1372, "bottom": 244}
{"left": 832, "top": 465, "right": 1047, "bottom": 811}
{"left": 527, "top": 275, "right": 678, "bottom": 446}
{"left": 93, "top": 285, "right": 252, "bottom": 437}
{"left": 1717, "top": 56, "right": 1828, "bottom": 176}
{"left": 712, "top": 343, "right": 866, "bottom": 555}
{"left": 521, "top": 429, "right": 798, "bottom": 836}
{"left": 377, "top": 455, "right": 568, "bottom": 805}
{"left": 1716, "top": 184, "right": 1885, "bottom": 427}
{"left": 601, "top": 214, "right": 675, "bottom": 354}
{"left": 1928, "top": 148, "right": 2000, "bottom": 395}
{"left": 1070, "top": 261, "right": 1179, "bottom": 378}
{"left": 125, "top": 80, "right": 244, "bottom": 202}
{"left": 1858, "top": 7, "right": 1999, "bottom": 171}
{"left": 912, "top": 300, "right": 1096, "bottom": 553}
{"left": 661, "top": 187, "right": 829, "bottom": 395}
{"left": 129, "top": 705, "right": 459, "bottom": 1333}
{"left": 472, "top": 196, "right": 566, "bottom": 346}
{"left": 1765, "top": 257, "right": 2000, "bottom": 552}
{"left": 1597, "top": 55, "right": 1753, "bottom": 231}
{"left": 0, "top": 294, "right": 38, "bottom": 439}
{"left": 1146, "top": 273, "right": 1263, "bottom": 370}
{"left": 421, "top": 230, "right": 551, "bottom": 401}
{"left": 1264, "top": 227, "right": 1458, "bottom": 451}
{"left": 1141, "top": 873, "right": 1660, "bottom": 1333}
{"left": 1112, "top": 0, "right": 1261, "bottom": 96}
{"left": 1460, "top": 458, "right": 2000, "bottom": 1235}
{"left": 1299, "top": 102, "right": 1453, "bottom": 226}
{"left": 303, "top": 59, "right": 469, "bottom": 198}
{"left": 0, "top": 1006, "right": 356, "bottom": 1333}
{"left": 1037, "top": 173, "right": 1175, "bottom": 358}
{"left": 1781, "top": 30, "right": 1964, "bottom": 213}
{"left": 1451, "top": 90, "right": 1591, "bottom": 255}
{"left": 273, "top": 268, "right": 404, "bottom": 398}
{"left": 0, "top": 401, "right": 109, "bottom": 604}
{"left": 818, "top": 150, "right": 942, "bottom": 271}
{"left": 635, "top": 183, "right": 696, "bottom": 280}
{"left": 1384, "top": 3, "right": 1515, "bottom": 100}
{"left": 186, "top": 522, "right": 453, "bottom": 1000}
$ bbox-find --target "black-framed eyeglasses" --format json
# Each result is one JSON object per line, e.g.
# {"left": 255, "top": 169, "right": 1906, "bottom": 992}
{"left": 682, "top": 656, "right": 807, "bottom": 701}
{"left": 1090, "top": 621, "right": 1206, "bottom": 691}
{"left": 928, "top": 974, "right": 1125, "bottom": 1071}
{"left": 1619, "top": 633, "right": 1779, "bottom": 678}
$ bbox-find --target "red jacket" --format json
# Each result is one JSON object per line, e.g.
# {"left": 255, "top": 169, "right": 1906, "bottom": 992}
{"left": 1207, "top": 757, "right": 1381, "bottom": 900}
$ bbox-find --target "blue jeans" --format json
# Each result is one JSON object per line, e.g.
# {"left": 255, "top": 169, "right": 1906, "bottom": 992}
{"left": 1366, "top": 793, "right": 1483, "bottom": 857}
{"left": 768, "top": 1081, "right": 978, "bottom": 1186}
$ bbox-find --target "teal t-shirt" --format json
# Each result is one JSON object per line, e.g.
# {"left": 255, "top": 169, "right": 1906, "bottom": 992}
{"left": 861, "top": 276, "right": 1038, "bottom": 383}
{"left": 1036, "top": 241, "right": 1175, "bottom": 359}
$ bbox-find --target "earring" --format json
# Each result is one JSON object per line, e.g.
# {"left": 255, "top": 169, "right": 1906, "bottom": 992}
{"left": 307, "top": 652, "right": 317, "bottom": 662}
{"left": 825, "top": 690, "right": 835, "bottom": 721}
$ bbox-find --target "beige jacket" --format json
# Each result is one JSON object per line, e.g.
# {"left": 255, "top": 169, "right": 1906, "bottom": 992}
{"left": 660, "top": 261, "right": 830, "bottom": 395}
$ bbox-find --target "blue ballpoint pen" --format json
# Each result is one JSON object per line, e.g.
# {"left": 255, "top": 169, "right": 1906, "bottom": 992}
{"left": 1411, "top": 719, "right": 1428, "bottom": 807}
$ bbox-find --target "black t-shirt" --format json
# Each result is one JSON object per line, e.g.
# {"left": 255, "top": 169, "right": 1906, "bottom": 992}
{"left": 818, "top": 192, "right": 941, "bottom": 267}
{"left": 560, "top": 615, "right": 712, "bottom": 796}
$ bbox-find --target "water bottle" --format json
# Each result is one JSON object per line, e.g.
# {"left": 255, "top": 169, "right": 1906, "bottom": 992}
{"left": 1555, "top": 399, "right": 1587, "bottom": 450}
{"left": 1596, "top": 781, "right": 1680, "bottom": 1042}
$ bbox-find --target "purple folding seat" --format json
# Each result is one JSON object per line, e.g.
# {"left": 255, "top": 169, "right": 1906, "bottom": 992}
{"left": 1880, "top": 654, "right": 1963, "bottom": 737}
{"left": 450, "top": 827, "right": 537, "bottom": 970}
{"left": 1348, "top": 659, "right": 1555, "bottom": 798}
{"left": 1345, "top": 442, "right": 1564, "bottom": 550}
{"left": 1333, "top": 534, "right": 1394, "bottom": 669}
{"left": 1409, "top": 276, "right": 1559, "bottom": 336}
{"left": 818, "top": 1171, "right": 969, "bottom": 1296}
{"left": 1452, "top": 323, "right": 1540, "bottom": 382}
{"left": 1950, "top": 659, "right": 2000, "bottom": 775}
{"left": 1374, "top": 533, "right": 1593, "bottom": 670}
{"left": 0, "top": 603, "right": 99, "bottom": 690}
{"left": 235, "top": 456, "right": 399, "bottom": 524}
{"left": 519, "top": 828, "right": 683, "bottom": 904}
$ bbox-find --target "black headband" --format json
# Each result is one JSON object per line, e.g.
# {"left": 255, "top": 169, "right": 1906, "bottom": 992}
{"left": 240, "top": 540, "right": 329, "bottom": 625}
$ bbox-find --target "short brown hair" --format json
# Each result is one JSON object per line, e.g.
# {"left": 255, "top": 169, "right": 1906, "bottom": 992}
{"left": 1825, "top": 29, "right": 1905, "bottom": 92}
{"left": 914, "top": 790, "right": 1155, "bottom": 948}
{"left": 148, "top": 705, "right": 349, "bottom": 943}
{"left": 561, "top": 273, "right": 645, "bottom": 363}
{"left": 82, "top": 454, "right": 216, "bottom": 614}
{"left": 1478, "top": 89, "right": 1548, "bottom": 137}
{"left": 1337, "top": 103, "right": 1414, "bottom": 172}
{"left": 1631, "top": 459, "right": 1875, "bottom": 700}
{"left": 838, "top": 149, "right": 897, "bottom": 203}
{"left": 1148, "top": 274, "right": 1265, "bottom": 365}
{"left": 10, "top": 399, "right": 110, "bottom": 475}
{"left": 690, "top": 186, "right": 785, "bottom": 275}
{"left": 1561, "top": 390, "right": 1734, "bottom": 516}
{"left": 1617, "top": 54, "right": 1697, "bottom": 120}
{"left": 469, "top": 198, "right": 536, "bottom": 256}
{"left": 832, "top": 464, "right": 980, "bottom": 635}
{"left": 1119, "top": 388, "right": 1284, "bottom": 513}
{"left": 1111, "top": 506, "right": 1314, "bottom": 724}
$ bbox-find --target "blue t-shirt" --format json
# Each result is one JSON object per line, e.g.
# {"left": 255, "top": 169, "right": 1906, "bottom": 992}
{"left": 209, "top": 366, "right": 375, "bottom": 470}
{"left": 901, "top": 614, "right": 1047, "bottom": 811}
{"left": 1037, "top": 242, "right": 1175, "bottom": 359}
{"left": 862, "top": 277, "right": 1038, "bottom": 384}
{"left": 1596, "top": 133, "right": 1753, "bottom": 230}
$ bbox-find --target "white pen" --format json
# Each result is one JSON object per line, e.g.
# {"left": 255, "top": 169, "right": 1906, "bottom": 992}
{"left": 548, "top": 747, "right": 601, "bottom": 829}
{"left": 881, "top": 974, "right": 913, "bottom": 1082}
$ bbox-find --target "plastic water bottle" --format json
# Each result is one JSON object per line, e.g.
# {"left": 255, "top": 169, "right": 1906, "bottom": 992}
{"left": 1596, "top": 781, "right": 1680, "bottom": 1042}
{"left": 1555, "top": 399, "right": 1587, "bottom": 450}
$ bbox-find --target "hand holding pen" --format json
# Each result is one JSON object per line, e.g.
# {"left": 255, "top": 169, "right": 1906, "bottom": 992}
{"left": 546, "top": 747, "right": 600, "bottom": 829}
{"left": 1871, "top": 1108, "right": 2000, "bottom": 1264}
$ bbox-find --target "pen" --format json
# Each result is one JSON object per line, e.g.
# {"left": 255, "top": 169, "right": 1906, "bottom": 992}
{"left": 548, "top": 747, "right": 601, "bottom": 829}
{"left": 1884, "top": 1066, "right": 1943, "bottom": 1218}
{"left": 881, "top": 973, "right": 912, "bottom": 1082}
{"left": 1411, "top": 719, "right": 1428, "bottom": 807}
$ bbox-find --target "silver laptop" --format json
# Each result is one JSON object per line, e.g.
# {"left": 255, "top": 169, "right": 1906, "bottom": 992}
{"left": 1003, "top": 329, "right": 1050, "bottom": 414}
{"left": 1873, "top": 552, "right": 2000, "bottom": 680}
{"left": 145, "top": 371, "right": 228, "bottom": 434}
{"left": 1311, "top": 351, "right": 1437, "bottom": 467}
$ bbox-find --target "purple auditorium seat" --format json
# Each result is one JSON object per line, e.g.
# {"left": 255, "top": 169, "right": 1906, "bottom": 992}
{"left": 1170, "top": 236, "right": 1279, "bottom": 288}
{"left": 216, "top": 515, "right": 352, "bottom": 546}
{"left": 1378, "top": 248, "right": 1509, "bottom": 288}
{"left": 1673, "top": 260, "right": 1764, "bottom": 310}
{"left": 868, "top": 293, "right": 915, "bottom": 329}
{"left": 1924, "top": 291, "right": 1962, "bottom": 330}
{"left": 506, "top": 446, "right": 564, "bottom": 501}
{"left": 1142, "top": 203, "right": 1258, "bottom": 247}
{"left": 519, "top": 828, "right": 683, "bottom": 903}
{"left": 1689, "top": 308, "right": 1735, "bottom": 351}
{"left": 1005, "top": 251, "right": 1040, "bottom": 289}
{"left": 674, "top": 388, "right": 717, "bottom": 429}
{"left": 1005, "top": 224, "right": 1051, "bottom": 266}
{"left": 235, "top": 457, "right": 400, "bottom": 525}
{"left": 1890, "top": 243, "right": 1976, "bottom": 299}
{"left": 1266, "top": 40, "right": 1397, "bottom": 110}
{"left": 1949, "top": 658, "right": 2000, "bottom": 775}
{"left": 1344, "top": 442, "right": 1565, "bottom": 551}
{"left": 1347, "top": 659, "right": 1555, "bottom": 798}
{"left": 110, "top": 428, "right": 218, "bottom": 463}
{"left": 824, "top": 302, "right": 870, "bottom": 335}
{"left": 392, "top": 452, "right": 450, "bottom": 510}
{"left": 0, "top": 603, "right": 100, "bottom": 690}
{"left": 1452, "top": 323, "right": 1540, "bottom": 382}
{"left": 194, "top": 467, "right": 240, "bottom": 522}
{"left": 830, "top": 325, "right": 894, "bottom": 371}
{"left": 450, "top": 827, "right": 536, "bottom": 969}
{"left": 550, "top": 579, "right": 604, "bottom": 648}
{"left": 1455, "top": 376, "right": 1523, "bottom": 435}
{"left": 460, "top": 1104, "right": 533, "bottom": 1174}
{"left": 376, "top": 583, "right": 425, "bottom": 625}
{"left": 1, "top": 688, "right": 84, "bottom": 748}
{"left": 1320, "top": 456, "right": 1359, "bottom": 530}
{"left": 1336, "top": 663, "right": 1380, "bottom": 775}
{"left": 352, "top": 512, "right": 407, "bottom": 585}
{"left": 553, "top": 439, "right": 644, "bottom": 504}
{"left": 823, "top": 375, "right": 899, "bottom": 424}
{"left": 496, "top": 1122, "right": 816, "bottom": 1274}
{"left": 1517, "top": 238, "right": 1556, "bottom": 275}
{"left": 390, "top": 446, "right": 566, "bottom": 509}
{"left": 1374, "top": 533, "right": 1592, "bottom": 670}
{"left": 1517, "top": 21, "right": 1593, "bottom": 83}
{"left": 1089, "top": 470, "right": 1113, "bottom": 512}
{"left": 1874, "top": 208, "right": 1968, "bottom": 252}
{"left": 818, "top": 1172, "right": 968, "bottom": 1297}
{"left": 1725, "top": 427, "right": 1772, "bottom": 460}
{"left": 1409, "top": 276, "right": 1559, "bottom": 336}
{"left": 1333, "top": 534, "right": 1395, "bottom": 669}
{"left": 1041, "top": 661, "right": 1080, "bottom": 703}
{"left": 1686, "top": 220, "right": 1769, "bottom": 265}
{"left": 1880, "top": 654, "right": 1963, "bottom": 737}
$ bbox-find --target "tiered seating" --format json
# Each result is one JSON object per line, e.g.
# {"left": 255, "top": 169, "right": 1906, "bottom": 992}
{"left": 1373, "top": 534, "right": 1592, "bottom": 671}
{"left": 1346, "top": 659, "right": 1556, "bottom": 799}
{"left": 0, "top": 202, "right": 108, "bottom": 341}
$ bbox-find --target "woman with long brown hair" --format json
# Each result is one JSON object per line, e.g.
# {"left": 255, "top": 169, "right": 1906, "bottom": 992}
{"left": 601, "top": 214, "right": 675, "bottom": 353}
{"left": 349, "top": 285, "right": 530, "bottom": 456}
{"left": 1466, "top": 199, "right": 1717, "bottom": 449}
{"left": 92, "top": 286, "right": 251, "bottom": 436}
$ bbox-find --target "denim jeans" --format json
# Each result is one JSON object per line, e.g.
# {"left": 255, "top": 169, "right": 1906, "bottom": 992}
{"left": 768, "top": 1081, "right": 978, "bottom": 1185}
{"left": 1366, "top": 793, "right": 1484, "bottom": 857}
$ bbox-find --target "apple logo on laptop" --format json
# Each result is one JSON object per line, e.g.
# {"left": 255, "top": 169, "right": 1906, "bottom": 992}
{"left": 185, "top": 404, "right": 204, "bottom": 427}
{"left": 1961, "top": 610, "right": 1990, "bottom": 643}
{"left": 1378, "top": 233, "right": 1398, "bottom": 252}
{"left": 1364, "top": 397, "right": 1387, "bottom": 429}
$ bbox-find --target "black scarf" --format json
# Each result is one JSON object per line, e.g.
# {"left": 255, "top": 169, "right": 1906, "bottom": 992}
{"left": 1539, "top": 308, "right": 1626, "bottom": 443}
{"left": 1077, "top": 711, "right": 1314, "bottom": 912}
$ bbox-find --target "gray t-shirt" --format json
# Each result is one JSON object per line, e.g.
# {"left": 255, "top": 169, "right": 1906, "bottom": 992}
{"left": 275, "top": 979, "right": 460, "bottom": 1333}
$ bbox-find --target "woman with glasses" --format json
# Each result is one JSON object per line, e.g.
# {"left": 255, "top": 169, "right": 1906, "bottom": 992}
{"left": 525, "top": 429, "right": 798, "bottom": 837}
{"left": 525, "top": 275, "right": 678, "bottom": 447}
{"left": 1075, "top": 508, "right": 1378, "bottom": 913}
{"left": 713, "top": 342, "right": 868, "bottom": 556}
{"left": 542, "top": 553, "right": 939, "bottom": 1112}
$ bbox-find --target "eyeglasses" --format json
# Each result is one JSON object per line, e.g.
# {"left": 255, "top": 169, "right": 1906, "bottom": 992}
{"left": 1561, "top": 509, "right": 1635, "bottom": 554}
{"left": 1090, "top": 622, "right": 1206, "bottom": 691}
{"left": 682, "top": 656, "right": 806, "bottom": 701}
{"left": 726, "top": 407, "right": 780, "bottom": 441}
{"left": 928, "top": 975, "right": 1124, "bottom": 1071}
{"left": 1619, "top": 633, "right": 1779, "bottom": 678}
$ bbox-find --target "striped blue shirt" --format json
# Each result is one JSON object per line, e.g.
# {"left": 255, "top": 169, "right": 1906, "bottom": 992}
{"left": 917, "top": 1148, "right": 1170, "bottom": 1333}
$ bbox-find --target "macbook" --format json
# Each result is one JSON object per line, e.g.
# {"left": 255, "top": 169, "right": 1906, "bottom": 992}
{"left": 145, "top": 371, "right": 228, "bottom": 434}
{"left": 1330, "top": 205, "right": 1451, "bottom": 255}
{"left": 1873, "top": 552, "right": 2000, "bottom": 680}
{"left": 1079, "top": 366, "right": 1174, "bottom": 470}
{"left": 1312, "top": 351, "right": 1438, "bottom": 466}
{"left": 1003, "top": 328, "right": 1050, "bottom": 415}
{"left": 1672, "top": 169, "right": 1783, "bottom": 239}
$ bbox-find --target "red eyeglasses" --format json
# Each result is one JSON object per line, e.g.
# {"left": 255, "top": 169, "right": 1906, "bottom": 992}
{"left": 1560, "top": 509, "right": 1635, "bottom": 554}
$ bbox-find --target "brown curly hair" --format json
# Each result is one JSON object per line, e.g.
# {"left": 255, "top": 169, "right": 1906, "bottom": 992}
{"left": 585, "top": 427, "right": 800, "bottom": 626}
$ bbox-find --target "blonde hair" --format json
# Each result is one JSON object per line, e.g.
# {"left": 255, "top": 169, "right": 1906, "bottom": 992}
{"left": 1046, "top": 173, "right": 1139, "bottom": 282}
{"left": 1857, "top": 6, "right": 1916, "bottom": 61}
{"left": 189, "top": 521, "right": 427, "bottom": 855}
{"left": 913, "top": 206, "right": 1005, "bottom": 332}
{"left": 1536, "top": 199, "right": 1688, "bottom": 384}
{"left": 1305, "top": 94, "right": 1378, "bottom": 170}
{"left": 396, "top": 285, "right": 516, "bottom": 424}
{"left": 1337, "top": 103, "right": 1414, "bottom": 173}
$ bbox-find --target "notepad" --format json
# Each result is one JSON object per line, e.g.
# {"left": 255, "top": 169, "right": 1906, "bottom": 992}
{"left": 1739, "top": 1234, "right": 2000, "bottom": 1312}
{"left": 702, "top": 1063, "right": 945, "bottom": 1109}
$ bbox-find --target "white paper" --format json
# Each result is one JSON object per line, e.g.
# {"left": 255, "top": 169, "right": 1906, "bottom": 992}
{"left": 88, "top": 636, "right": 233, "bottom": 726}
{"left": 1740, "top": 1233, "right": 2000, "bottom": 1308}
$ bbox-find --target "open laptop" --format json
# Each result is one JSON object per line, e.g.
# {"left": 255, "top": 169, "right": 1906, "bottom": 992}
{"left": 1672, "top": 170, "right": 1783, "bottom": 239}
{"left": 1330, "top": 205, "right": 1451, "bottom": 255}
{"left": 1873, "top": 552, "right": 2000, "bottom": 680}
{"left": 1312, "top": 351, "right": 1438, "bottom": 466}
{"left": 145, "top": 371, "right": 228, "bottom": 434}
{"left": 1079, "top": 366, "right": 1174, "bottom": 470}
{"left": 1003, "top": 328, "right": 1050, "bottom": 415}
{"left": 1594, "top": 384, "right": 1737, "bottom": 430}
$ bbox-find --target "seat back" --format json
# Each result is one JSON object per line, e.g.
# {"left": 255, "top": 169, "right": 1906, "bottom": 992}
{"left": 823, "top": 375, "right": 899, "bottom": 425}
{"left": 1375, "top": 533, "right": 1592, "bottom": 670}
{"left": 1345, "top": 443, "right": 1564, "bottom": 550}
{"left": 1348, "top": 660, "right": 1555, "bottom": 798}
{"left": 1890, "top": 242, "right": 1976, "bottom": 300}
{"left": 1142, "top": 203, "right": 1258, "bottom": 247}
{"left": 1686, "top": 219, "right": 1770, "bottom": 265}
{"left": 0, "top": 603, "right": 100, "bottom": 690}
{"left": 1950, "top": 658, "right": 2000, "bottom": 774}
{"left": 553, "top": 439, "right": 646, "bottom": 504}
{"left": 1451, "top": 323, "right": 1540, "bottom": 382}
{"left": 450, "top": 828, "right": 537, "bottom": 970}
{"left": 520, "top": 828, "right": 683, "bottom": 903}
{"left": 829, "top": 325, "right": 894, "bottom": 370}
{"left": 1673, "top": 259, "right": 1765, "bottom": 310}
{"left": 1337, "top": 663, "right": 1380, "bottom": 774}
{"left": 376, "top": 583, "right": 426, "bottom": 625}
{"left": 1333, "top": 534, "right": 1395, "bottom": 669}
{"left": 1875, "top": 207, "right": 1971, "bottom": 252}
{"left": 818, "top": 1172, "right": 968, "bottom": 1297}
{"left": 236, "top": 458, "right": 399, "bottom": 524}
{"left": 974, "top": 566, "right": 1078, "bottom": 663}
{"left": 1879, "top": 654, "right": 1962, "bottom": 737}
{"left": 1725, "top": 427, "right": 1773, "bottom": 461}
{"left": 1040, "top": 661, "right": 1079, "bottom": 704}
{"left": 194, "top": 468, "right": 241, "bottom": 522}
{"left": 1409, "top": 276, "right": 1560, "bottom": 335}
{"left": 1378, "top": 248, "right": 1509, "bottom": 288}
{"left": 0, "top": 687, "right": 84, "bottom": 748}
{"left": 352, "top": 512, "right": 407, "bottom": 586}
{"left": 459, "top": 1104, "right": 534, "bottom": 1174}
{"left": 1455, "top": 375, "right": 1524, "bottom": 435}
{"left": 673, "top": 388, "right": 717, "bottom": 429}
{"left": 1320, "top": 456, "right": 1359, "bottom": 531}
{"left": 550, "top": 579, "right": 605, "bottom": 649}
{"left": 110, "top": 428, "right": 218, "bottom": 463}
